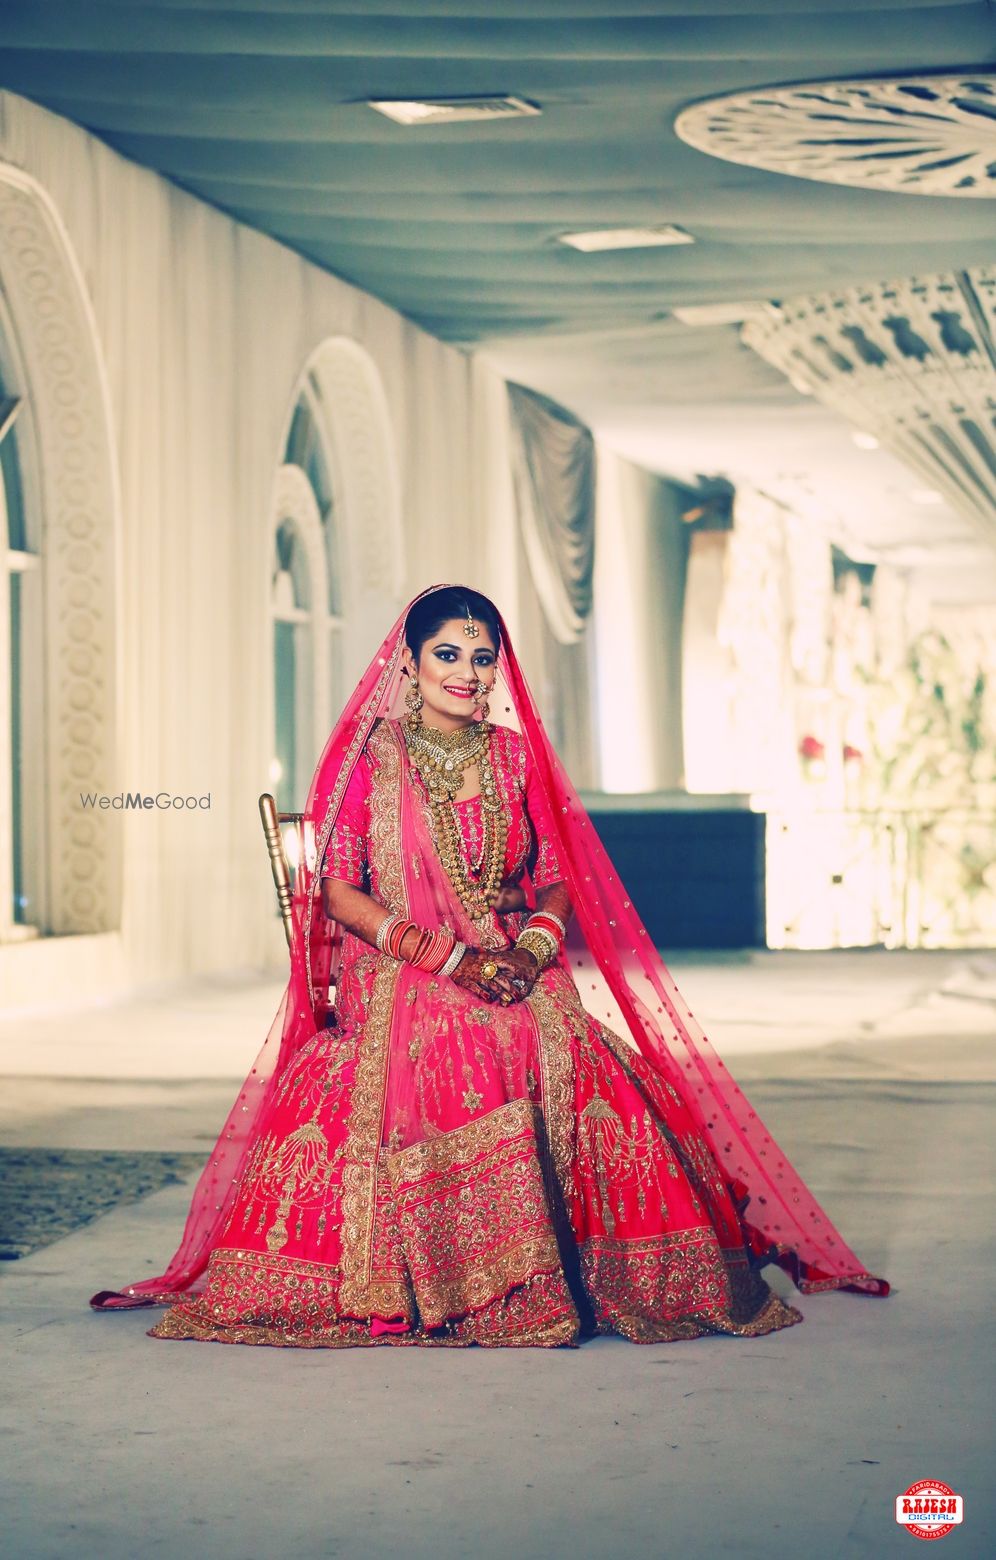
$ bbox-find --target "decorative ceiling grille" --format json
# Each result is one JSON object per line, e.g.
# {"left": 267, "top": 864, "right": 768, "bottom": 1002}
{"left": 675, "top": 74, "right": 996, "bottom": 197}
{"left": 740, "top": 265, "right": 996, "bottom": 541}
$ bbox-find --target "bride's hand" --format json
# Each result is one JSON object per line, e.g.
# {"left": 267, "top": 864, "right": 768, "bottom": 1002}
{"left": 491, "top": 947, "right": 540, "bottom": 1004}
{"left": 450, "top": 949, "right": 520, "bottom": 1004}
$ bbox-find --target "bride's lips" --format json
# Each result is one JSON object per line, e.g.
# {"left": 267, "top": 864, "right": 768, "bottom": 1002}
{"left": 443, "top": 684, "right": 476, "bottom": 699}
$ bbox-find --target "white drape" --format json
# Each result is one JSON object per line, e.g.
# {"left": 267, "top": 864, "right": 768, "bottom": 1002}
{"left": 0, "top": 92, "right": 610, "bottom": 999}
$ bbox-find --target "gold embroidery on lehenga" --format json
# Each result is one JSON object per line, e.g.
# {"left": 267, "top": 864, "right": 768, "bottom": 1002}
{"left": 337, "top": 722, "right": 412, "bottom": 1319}
{"left": 579, "top": 1231, "right": 804, "bottom": 1343}
{"left": 524, "top": 974, "right": 576, "bottom": 1198}
{"left": 234, "top": 1027, "right": 354, "bottom": 1243}
{"left": 384, "top": 1098, "right": 568, "bottom": 1329}
{"left": 149, "top": 1248, "right": 579, "bottom": 1349}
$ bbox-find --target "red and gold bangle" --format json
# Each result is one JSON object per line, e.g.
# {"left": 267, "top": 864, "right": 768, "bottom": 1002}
{"left": 379, "top": 916, "right": 460, "bottom": 975}
{"left": 375, "top": 912, "right": 400, "bottom": 954}
{"left": 526, "top": 911, "right": 566, "bottom": 947}
{"left": 385, "top": 917, "right": 418, "bottom": 960}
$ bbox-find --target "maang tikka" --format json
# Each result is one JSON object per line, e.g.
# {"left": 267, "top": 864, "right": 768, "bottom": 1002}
{"left": 463, "top": 607, "right": 480, "bottom": 639}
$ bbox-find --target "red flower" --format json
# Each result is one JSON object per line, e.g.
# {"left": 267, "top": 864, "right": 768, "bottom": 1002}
{"left": 799, "top": 735, "right": 825, "bottom": 761}
{"left": 843, "top": 744, "right": 863, "bottom": 762}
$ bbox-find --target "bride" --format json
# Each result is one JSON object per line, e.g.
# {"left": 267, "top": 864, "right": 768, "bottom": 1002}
{"left": 91, "top": 584, "right": 889, "bottom": 1346}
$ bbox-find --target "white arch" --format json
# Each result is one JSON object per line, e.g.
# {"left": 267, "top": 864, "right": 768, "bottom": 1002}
{"left": 289, "top": 336, "right": 405, "bottom": 687}
{"left": 270, "top": 461, "right": 333, "bottom": 756}
{"left": 0, "top": 163, "right": 121, "bottom": 935}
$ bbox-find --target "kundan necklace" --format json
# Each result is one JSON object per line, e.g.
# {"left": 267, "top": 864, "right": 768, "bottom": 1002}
{"left": 403, "top": 714, "right": 508, "bottom": 922}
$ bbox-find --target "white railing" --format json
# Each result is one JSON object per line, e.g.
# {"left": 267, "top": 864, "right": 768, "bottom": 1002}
{"left": 765, "top": 809, "right": 996, "bottom": 949}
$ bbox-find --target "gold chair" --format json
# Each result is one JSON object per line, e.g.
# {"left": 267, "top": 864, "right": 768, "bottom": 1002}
{"left": 258, "top": 793, "right": 304, "bottom": 947}
{"left": 259, "top": 794, "right": 342, "bottom": 1025}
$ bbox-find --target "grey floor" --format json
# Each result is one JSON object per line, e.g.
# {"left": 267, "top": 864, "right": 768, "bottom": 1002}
{"left": 2, "top": 949, "right": 994, "bottom": 1560}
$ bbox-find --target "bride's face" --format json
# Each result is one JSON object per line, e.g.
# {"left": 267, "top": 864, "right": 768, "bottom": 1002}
{"left": 405, "top": 617, "right": 497, "bottom": 732}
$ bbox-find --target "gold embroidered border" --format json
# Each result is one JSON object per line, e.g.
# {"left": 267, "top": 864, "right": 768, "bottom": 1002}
{"left": 364, "top": 718, "right": 408, "bottom": 912}
{"left": 524, "top": 973, "right": 575, "bottom": 1199}
{"left": 149, "top": 1264, "right": 579, "bottom": 1350}
{"left": 337, "top": 955, "right": 409, "bottom": 1318}
{"left": 580, "top": 1230, "right": 804, "bottom": 1343}
{"left": 384, "top": 1098, "right": 563, "bottom": 1329}
{"left": 306, "top": 634, "right": 403, "bottom": 1005}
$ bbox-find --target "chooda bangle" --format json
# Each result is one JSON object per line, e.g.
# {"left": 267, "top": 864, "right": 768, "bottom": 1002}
{"left": 527, "top": 909, "right": 567, "bottom": 941}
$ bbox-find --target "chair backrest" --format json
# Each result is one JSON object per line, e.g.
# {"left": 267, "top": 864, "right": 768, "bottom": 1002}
{"left": 258, "top": 793, "right": 304, "bottom": 947}
{"left": 258, "top": 794, "right": 340, "bottom": 1022}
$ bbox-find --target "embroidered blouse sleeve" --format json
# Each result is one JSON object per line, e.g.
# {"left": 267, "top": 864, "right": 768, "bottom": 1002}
{"left": 517, "top": 737, "right": 566, "bottom": 889}
{"left": 319, "top": 750, "right": 372, "bottom": 886}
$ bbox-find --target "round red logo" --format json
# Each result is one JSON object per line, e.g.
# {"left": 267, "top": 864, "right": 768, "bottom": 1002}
{"left": 895, "top": 1480, "right": 964, "bottom": 1541}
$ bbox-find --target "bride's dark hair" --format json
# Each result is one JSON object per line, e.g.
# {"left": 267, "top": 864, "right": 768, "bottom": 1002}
{"left": 404, "top": 586, "right": 502, "bottom": 662}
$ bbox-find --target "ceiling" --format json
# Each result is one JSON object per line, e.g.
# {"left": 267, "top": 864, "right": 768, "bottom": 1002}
{"left": 1, "top": 0, "right": 995, "bottom": 600}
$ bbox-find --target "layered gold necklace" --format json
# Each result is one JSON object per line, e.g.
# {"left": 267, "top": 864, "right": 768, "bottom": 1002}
{"left": 403, "top": 715, "right": 507, "bottom": 922}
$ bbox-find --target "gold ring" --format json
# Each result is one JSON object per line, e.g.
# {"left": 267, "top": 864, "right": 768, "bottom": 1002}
{"left": 500, "top": 992, "right": 513, "bottom": 1005}
{"left": 480, "top": 960, "right": 499, "bottom": 980}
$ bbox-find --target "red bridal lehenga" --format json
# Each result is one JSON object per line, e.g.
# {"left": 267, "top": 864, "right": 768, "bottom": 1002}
{"left": 91, "top": 585, "right": 889, "bottom": 1347}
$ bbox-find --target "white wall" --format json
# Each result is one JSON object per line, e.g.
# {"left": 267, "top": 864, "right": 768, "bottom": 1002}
{"left": 0, "top": 94, "right": 581, "bottom": 1005}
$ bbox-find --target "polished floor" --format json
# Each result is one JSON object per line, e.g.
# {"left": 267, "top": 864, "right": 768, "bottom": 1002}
{"left": 1, "top": 950, "right": 993, "bottom": 1559}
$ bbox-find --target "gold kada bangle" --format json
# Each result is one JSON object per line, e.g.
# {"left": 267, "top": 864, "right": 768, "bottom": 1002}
{"left": 515, "top": 927, "right": 557, "bottom": 969}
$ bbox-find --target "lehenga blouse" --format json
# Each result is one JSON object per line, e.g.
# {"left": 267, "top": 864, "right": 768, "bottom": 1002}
{"left": 319, "top": 721, "right": 566, "bottom": 903}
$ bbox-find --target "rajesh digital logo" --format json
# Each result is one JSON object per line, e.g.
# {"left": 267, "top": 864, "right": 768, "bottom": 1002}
{"left": 895, "top": 1479, "right": 963, "bottom": 1541}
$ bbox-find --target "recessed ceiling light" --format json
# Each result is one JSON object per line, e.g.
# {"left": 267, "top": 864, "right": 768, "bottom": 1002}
{"left": 557, "top": 225, "right": 694, "bottom": 252}
{"left": 367, "top": 96, "right": 541, "bottom": 126}
{"left": 910, "top": 488, "right": 944, "bottom": 506}
{"left": 851, "top": 430, "right": 879, "bottom": 450}
{"left": 671, "top": 301, "right": 772, "bottom": 326}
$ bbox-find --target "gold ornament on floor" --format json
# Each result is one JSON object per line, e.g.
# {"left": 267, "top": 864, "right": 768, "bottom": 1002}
{"left": 402, "top": 715, "right": 508, "bottom": 923}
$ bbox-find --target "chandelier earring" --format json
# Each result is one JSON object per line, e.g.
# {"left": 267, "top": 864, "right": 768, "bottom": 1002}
{"left": 405, "top": 672, "right": 424, "bottom": 720}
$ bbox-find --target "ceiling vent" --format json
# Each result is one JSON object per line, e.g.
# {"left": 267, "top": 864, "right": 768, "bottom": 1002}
{"left": 558, "top": 225, "right": 694, "bottom": 252}
{"left": 367, "top": 96, "right": 541, "bottom": 126}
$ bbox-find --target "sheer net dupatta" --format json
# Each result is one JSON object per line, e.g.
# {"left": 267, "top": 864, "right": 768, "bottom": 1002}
{"left": 89, "top": 597, "right": 422, "bottom": 1311}
{"left": 495, "top": 608, "right": 889, "bottom": 1301}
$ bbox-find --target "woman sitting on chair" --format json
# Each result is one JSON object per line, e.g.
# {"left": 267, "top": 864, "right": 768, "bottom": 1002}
{"left": 91, "top": 584, "right": 888, "bottom": 1346}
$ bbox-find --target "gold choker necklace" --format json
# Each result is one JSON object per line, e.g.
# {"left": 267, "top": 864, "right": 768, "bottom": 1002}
{"left": 402, "top": 716, "right": 488, "bottom": 801}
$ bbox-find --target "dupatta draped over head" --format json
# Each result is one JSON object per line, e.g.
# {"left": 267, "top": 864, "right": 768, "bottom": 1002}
{"left": 92, "top": 584, "right": 888, "bottom": 1311}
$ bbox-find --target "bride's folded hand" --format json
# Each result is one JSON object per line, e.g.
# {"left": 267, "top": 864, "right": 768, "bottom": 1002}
{"left": 492, "top": 947, "right": 540, "bottom": 1004}
{"left": 450, "top": 948, "right": 519, "bottom": 1004}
